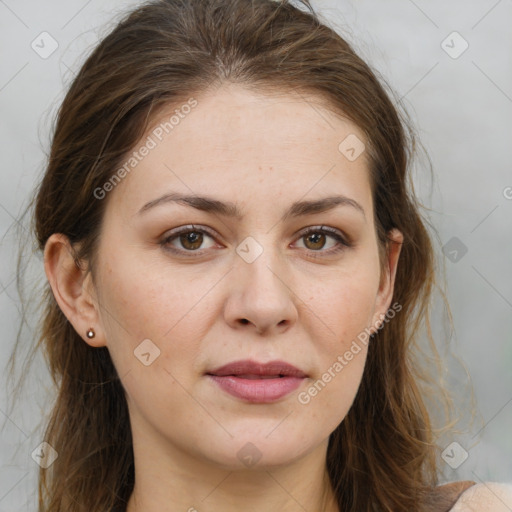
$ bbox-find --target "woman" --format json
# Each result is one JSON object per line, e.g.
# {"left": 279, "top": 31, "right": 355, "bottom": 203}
{"left": 6, "top": 0, "right": 512, "bottom": 510}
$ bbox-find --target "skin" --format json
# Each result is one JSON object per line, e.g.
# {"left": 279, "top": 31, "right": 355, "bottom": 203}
{"left": 44, "top": 83, "right": 403, "bottom": 512}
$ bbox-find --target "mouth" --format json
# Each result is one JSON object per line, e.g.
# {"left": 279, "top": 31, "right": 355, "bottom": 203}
{"left": 206, "top": 359, "right": 308, "bottom": 403}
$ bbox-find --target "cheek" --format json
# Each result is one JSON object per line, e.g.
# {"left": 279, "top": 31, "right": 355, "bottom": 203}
{"left": 298, "top": 280, "right": 373, "bottom": 429}
{"left": 96, "top": 259, "right": 212, "bottom": 427}
{"left": 95, "top": 251, "right": 218, "bottom": 373}
{"left": 307, "top": 267, "right": 379, "bottom": 350}
{"left": 297, "top": 261, "right": 378, "bottom": 414}
{"left": 99, "top": 250, "right": 185, "bottom": 329}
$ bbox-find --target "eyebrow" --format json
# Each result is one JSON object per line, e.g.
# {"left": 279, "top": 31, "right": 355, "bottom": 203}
{"left": 137, "top": 192, "right": 366, "bottom": 222}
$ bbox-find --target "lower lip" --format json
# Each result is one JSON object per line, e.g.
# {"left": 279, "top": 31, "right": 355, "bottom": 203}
{"left": 207, "top": 375, "right": 305, "bottom": 403}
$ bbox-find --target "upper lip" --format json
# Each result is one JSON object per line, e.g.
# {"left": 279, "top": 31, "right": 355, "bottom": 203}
{"left": 207, "top": 359, "right": 308, "bottom": 378}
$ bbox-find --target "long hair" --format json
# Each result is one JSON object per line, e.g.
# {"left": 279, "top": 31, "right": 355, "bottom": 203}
{"left": 6, "top": 0, "right": 476, "bottom": 510}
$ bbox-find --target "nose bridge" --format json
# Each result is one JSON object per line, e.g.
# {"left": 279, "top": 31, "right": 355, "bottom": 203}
{"left": 235, "top": 232, "right": 287, "bottom": 294}
{"left": 226, "top": 232, "right": 298, "bottom": 333}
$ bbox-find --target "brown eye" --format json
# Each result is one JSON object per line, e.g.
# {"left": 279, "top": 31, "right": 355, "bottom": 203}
{"left": 294, "top": 226, "right": 351, "bottom": 257}
{"left": 179, "top": 231, "right": 203, "bottom": 250}
{"left": 303, "top": 232, "right": 327, "bottom": 250}
{"left": 161, "top": 225, "right": 218, "bottom": 255}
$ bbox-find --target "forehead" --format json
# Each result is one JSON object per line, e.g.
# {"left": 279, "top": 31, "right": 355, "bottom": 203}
{"left": 106, "top": 84, "right": 372, "bottom": 218}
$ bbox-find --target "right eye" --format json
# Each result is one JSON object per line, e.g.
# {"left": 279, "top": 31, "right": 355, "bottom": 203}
{"left": 160, "top": 225, "right": 220, "bottom": 256}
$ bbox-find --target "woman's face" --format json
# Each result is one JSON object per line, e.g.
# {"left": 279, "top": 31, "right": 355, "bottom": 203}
{"left": 84, "top": 84, "right": 402, "bottom": 469}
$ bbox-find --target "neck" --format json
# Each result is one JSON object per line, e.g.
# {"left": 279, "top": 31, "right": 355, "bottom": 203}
{"left": 125, "top": 433, "right": 339, "bottom": 512}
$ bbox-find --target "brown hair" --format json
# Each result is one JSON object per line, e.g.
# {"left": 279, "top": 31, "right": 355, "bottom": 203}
{"left": 6, "top": 0, "right": 476, "bottom": 510}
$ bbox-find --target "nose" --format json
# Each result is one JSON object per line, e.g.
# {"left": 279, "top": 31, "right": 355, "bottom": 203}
{"left": 223, "top": 245, "right": 298, "bottom": 335}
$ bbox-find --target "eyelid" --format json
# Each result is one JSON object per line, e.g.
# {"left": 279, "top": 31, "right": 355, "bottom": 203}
{"left": 294, "top": 224, "right": 351, "bottom": 245}
{"left": 166, "top": 224, "right": 218, "bottom": 239}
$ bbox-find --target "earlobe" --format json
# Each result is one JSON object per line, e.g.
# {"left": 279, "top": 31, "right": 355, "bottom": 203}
{"left": 43, "top": 233, "right": 105, "bottom": 347}
{"left": 371, "top": 228, "right": 403, "bottom": 332}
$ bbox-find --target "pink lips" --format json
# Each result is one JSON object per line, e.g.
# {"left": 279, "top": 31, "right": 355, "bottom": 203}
{"left": 206, "top": 359, "right": 307, "bottom": 403}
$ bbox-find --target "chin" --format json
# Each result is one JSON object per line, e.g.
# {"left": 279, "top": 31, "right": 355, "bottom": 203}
{"left": 198, "top": 428, "right": 318, "bottom": 470}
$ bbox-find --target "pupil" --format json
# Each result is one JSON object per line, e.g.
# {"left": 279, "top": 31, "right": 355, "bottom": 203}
{"left": 307, "top": 233, "right": 325, "bottom": 249}
{"left": 182, "top": 232, "right": 202, "bottom": 249}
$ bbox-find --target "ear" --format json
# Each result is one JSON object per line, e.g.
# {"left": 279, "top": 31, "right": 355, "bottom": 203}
{"left": 370, "top": 228, "right": 403, "bottom": 333}
{"left": 43, "top": 233, "right": 106, "bottom": 347}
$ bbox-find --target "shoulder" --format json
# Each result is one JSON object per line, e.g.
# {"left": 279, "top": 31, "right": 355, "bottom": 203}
{"left": 449, "top": 481, "right": 512, "bottom": 511}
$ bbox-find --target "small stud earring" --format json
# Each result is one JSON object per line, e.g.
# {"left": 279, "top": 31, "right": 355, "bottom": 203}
{"left": 86, "top": 328, "right": 96, "bottom": 339}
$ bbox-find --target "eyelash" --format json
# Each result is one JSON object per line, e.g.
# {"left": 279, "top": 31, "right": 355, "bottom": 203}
{"left": 159, "top": 224, "right": 352, "bottom": 258}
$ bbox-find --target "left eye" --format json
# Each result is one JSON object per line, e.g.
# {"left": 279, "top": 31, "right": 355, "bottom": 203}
{"left": 295, "top": 228, "right": 345, "bottom": 252}
{"left": 160, "top": 225, "right": 350, "bottom": 256}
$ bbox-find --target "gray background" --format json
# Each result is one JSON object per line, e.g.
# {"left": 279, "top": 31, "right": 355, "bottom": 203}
{"left": 1, "top": 0, "right": 511, "bottom": 510}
